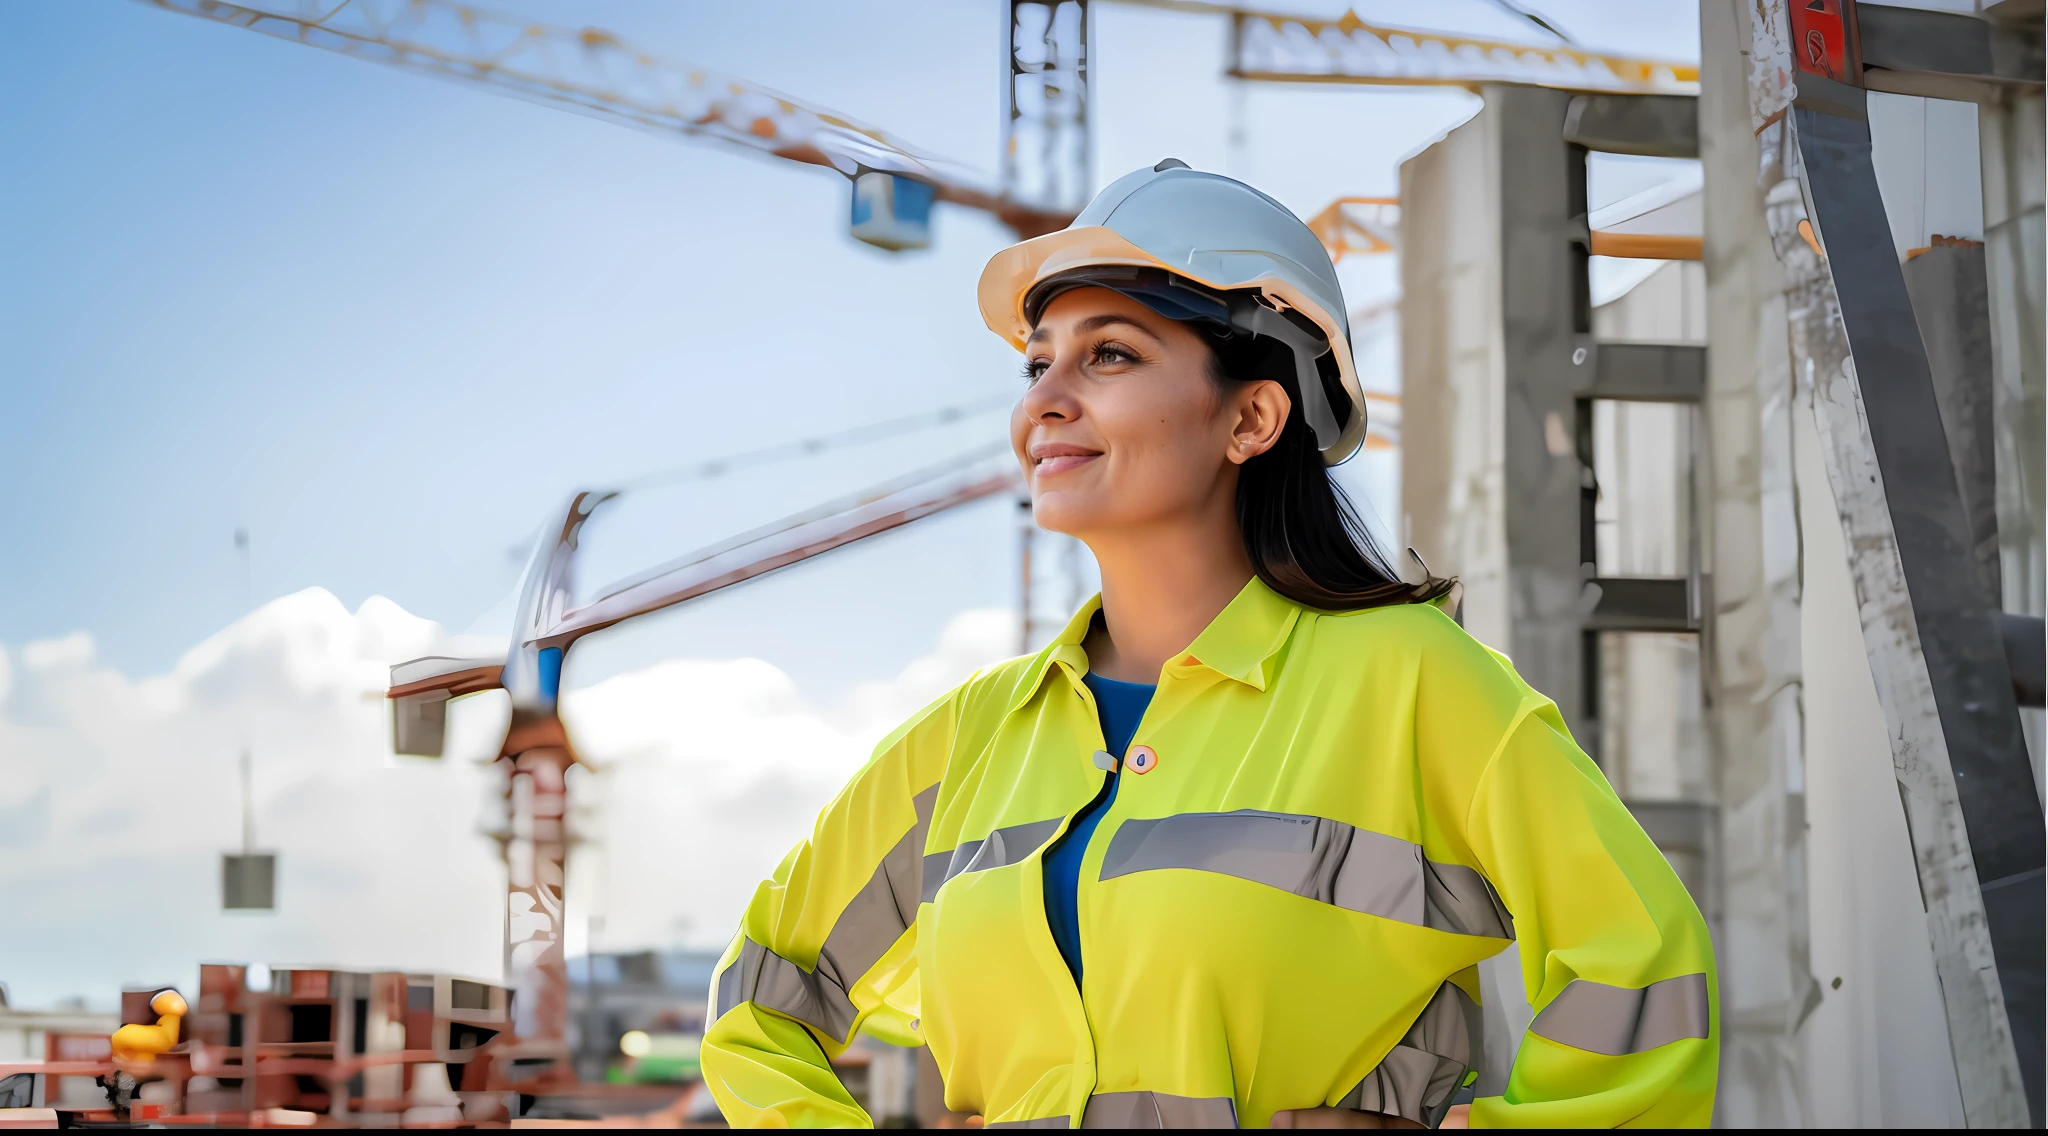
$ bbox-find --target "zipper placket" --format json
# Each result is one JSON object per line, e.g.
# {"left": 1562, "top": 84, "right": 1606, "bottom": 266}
{"left": 1047, "top": 670, "right": 1115, "bottom": 1123}
{"left": 1062, "top": 676, "right": 1168, "bottom": 1127}
{"left": 1069, "top": 669, "right": 1174, "bottom": 963}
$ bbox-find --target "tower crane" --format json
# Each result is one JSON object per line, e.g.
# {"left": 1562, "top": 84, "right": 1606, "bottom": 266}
{"left": 138, "top": 0, "right": 1079, "bottom": 247}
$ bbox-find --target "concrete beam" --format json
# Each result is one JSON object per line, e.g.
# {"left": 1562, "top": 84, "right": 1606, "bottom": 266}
{"left": 1860, "top": 3, "right": 2045, "bottom": 103}
{"left": 1588, "top": 343, "right": 1707, "bottom": 402}
{"left": 1562, "top": 93, "right": 1699, "bottom": 158}
{"left": 1585, "top": 576, "right": 1696, "bottom": 632}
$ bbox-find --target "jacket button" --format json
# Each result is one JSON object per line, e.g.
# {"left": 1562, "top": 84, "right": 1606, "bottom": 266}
{"left": 1127, "top": 745, "right": 1159, "bottom": 775}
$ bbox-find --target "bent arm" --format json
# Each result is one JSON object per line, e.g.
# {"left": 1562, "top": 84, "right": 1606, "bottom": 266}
{"left": 1464, "top": 708, "right": 1718, "bottom": 1128}
{"left": 700, "top": 692, "right": 957, "bottom": 1127}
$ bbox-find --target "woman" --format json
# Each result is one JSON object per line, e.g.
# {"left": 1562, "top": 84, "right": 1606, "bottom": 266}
{"left": 700, "top": 162, "right": 1717, "bottom": 1129}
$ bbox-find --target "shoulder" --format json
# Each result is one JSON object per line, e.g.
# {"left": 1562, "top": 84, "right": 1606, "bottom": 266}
{"left": 1298, "top": 601, "right": 1552, "bottom": 738}
{"left": 954, "top": 649, "right": 1055, "bottom": 719}
{"left": 1304, "top": 598, "right": 1464, "bottom": 645}
{"left": 874, "top": 648, "right": 1051, "bottom": 752}
{"left": 1299, "top": 600, "right": 1505, "bottom": 675}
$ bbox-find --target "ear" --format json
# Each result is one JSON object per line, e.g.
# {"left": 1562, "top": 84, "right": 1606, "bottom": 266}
{"left": 1225, "top": 379, "right": 1290, "bottom": 465}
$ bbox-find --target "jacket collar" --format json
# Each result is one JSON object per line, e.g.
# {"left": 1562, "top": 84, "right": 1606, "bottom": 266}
{"left": 1172, "top": 576, "right": 1302, "bottom": 691}
{"left": 1006, "top": 577, "right": 1302, "bottom": 713}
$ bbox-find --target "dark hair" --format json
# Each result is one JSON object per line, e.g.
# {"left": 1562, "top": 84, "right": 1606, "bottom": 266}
{"left": 1207, "top": 334, "right": 1456, "bottom": 612}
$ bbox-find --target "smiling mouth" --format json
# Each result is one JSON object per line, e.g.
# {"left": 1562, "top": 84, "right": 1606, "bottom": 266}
{"left": 1032, "top": 450, "right": 1101, "bottom": 476}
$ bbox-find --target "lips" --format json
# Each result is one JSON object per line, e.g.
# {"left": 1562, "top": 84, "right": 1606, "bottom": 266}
{"left": 1029, "top": 442, "right": 1102, "bottom": 477}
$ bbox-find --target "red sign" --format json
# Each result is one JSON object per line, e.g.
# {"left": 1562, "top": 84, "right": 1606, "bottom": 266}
{"left": 1788, "top": 0, "right": 1853, "bottom": 82}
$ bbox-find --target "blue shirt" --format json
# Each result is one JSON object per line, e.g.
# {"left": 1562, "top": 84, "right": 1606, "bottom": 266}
{"left": 1041, "top": 672, "right": 1155, "bottom": 981}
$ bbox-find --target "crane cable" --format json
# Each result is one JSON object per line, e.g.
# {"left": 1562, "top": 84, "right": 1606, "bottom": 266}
{"left": 618, "top": 395, "right": 1014, "bottom": 492}
{"left": 498, "top": 395, "right": 1014, "bottom": 566}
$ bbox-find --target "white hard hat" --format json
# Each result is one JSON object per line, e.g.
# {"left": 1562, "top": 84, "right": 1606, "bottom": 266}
{"left": 980, "top": 159, "right": 1367, "bottom": 464}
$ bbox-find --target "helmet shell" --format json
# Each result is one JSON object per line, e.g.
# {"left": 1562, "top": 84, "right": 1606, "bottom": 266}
{"left": 980, "top": 163, "right": 1367, "bottom": 463}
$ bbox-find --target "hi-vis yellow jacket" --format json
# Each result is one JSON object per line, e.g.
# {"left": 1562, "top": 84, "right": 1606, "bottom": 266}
{"left": 702, "top": 580, "right": 1717, "bottom": 1128}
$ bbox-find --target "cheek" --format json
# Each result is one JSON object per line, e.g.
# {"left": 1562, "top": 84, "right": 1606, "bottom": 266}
{"left": 1093, "top": 374, "right": 1227, "bottom": 492}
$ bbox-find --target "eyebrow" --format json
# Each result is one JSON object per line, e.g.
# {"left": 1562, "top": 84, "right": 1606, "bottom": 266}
{"left": 1024, "top": 313, "right": 1164, "bottom": 347}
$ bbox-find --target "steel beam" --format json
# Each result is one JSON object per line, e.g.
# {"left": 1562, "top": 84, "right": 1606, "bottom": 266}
{"left": 1771, "top": 93, "right": 2045, "bottom": 1122}
{"left": 1904, "top": 244, "right": 2003, "bottom": 606}
{"left": 1003, "top": 0, "right": 1092, "bottom": 222}
{"left": 2002, "top": 613, "right": 2047, "bottom": 707}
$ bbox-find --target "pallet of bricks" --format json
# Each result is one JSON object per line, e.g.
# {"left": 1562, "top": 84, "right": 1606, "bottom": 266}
{"left": 0, "top": 964, "right": 511, "bottom": 1127}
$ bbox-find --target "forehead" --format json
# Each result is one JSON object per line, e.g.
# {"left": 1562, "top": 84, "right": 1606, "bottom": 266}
{"left": 1028, "top": 286, "right": 1168, "bottom": 339}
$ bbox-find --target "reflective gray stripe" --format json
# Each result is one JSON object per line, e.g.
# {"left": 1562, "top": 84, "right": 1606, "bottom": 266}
{"left": 1527, "top": 972, "right": 1711, "bottom": 1056}
{"left": 1099, "top": 810, "right": 1513, "bottom": 939}
{"left": 920, "top": 817, "right": 1065, "bottom": 904}
{"left": 1082, "top": 1092, "right": 1237, "bottom": 1129}
{"left": 986, "top": 1118, "right": 1072, "bottom": 1130}
{"left": 1338, "top": 981, "right": 1480, "bottom": 1127}
{"left": 712, "top": 784, "right": 940, "bottom": 1041}
{"left": 713, "top": 937, "right": 848, "bottom": 1038}
{"left": 1093, "top": 749, "right": 1119, "bottom": 772}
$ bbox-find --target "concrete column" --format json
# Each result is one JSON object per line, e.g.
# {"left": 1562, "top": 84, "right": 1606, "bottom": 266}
{"left": 1495, "top": 85, "right": 1594, "bottom": 741}
{"left": 1698, "top": 1, "right": 1816, "bottom": 1124}
{"left": 1401, "top": 101, "right": 1508, "bottom": 653}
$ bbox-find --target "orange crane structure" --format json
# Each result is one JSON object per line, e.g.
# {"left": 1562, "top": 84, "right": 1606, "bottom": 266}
{"left": 139, "top": 0, "right": 1080, "bottom": 246}
{"left": 386, "top": 450, "right": 1020, "bottom": 1078}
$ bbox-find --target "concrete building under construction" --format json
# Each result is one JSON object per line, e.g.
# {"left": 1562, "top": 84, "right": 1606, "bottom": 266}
{"left": 1399, "top": 0, "right": 2043, "bottom": 1125}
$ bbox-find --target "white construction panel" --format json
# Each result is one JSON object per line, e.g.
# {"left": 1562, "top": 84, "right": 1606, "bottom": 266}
{"left": 1794, "top": 381, "right": 1969, "bottom": 1127}
{"left": 1868, "top": 92, "right": 1986, "bottom": 260}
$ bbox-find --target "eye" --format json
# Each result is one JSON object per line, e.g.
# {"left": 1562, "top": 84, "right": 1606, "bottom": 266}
{"left": 1021, "top": 357, "right": 1051, "bottom": 384}
{"left": 1091, "top": 342, "right": 1136, "bottom": 367}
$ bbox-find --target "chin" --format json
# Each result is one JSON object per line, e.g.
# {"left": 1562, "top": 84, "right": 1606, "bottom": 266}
{"left": 1027, "top": 495, "right": 1100, "bottom": 537}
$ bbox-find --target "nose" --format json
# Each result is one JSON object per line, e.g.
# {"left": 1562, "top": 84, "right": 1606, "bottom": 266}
{"left": 1019, "top": 355, "right": 1080, "bottom": 425}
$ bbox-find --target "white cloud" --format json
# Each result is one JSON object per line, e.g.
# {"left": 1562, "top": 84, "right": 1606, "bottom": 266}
{"left": 19, "top": 632, "right": 95, "bottom": 671}
{"left": 0, "top": 589, "right": 1014, "bottom": 1009}
{"left": 563, "top": 606, "right": 1017, "bottom": 952}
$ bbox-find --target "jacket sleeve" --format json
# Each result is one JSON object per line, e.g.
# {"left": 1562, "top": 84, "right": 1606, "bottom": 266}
{"left": 1462, "top": 699, "right": 1719, "bottom": 1127}
{"left": 699, "top": 687, "right": 960, "bottom": 1128}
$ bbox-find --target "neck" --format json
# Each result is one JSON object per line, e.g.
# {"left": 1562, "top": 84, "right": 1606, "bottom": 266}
{"left": 1078, "top": 505, "right": 1255, "bottom": 684}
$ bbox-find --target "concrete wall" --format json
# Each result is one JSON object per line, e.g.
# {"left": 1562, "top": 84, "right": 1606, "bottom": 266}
{"left": 1593, "top": 260, "right": 1707, "bottom": 343}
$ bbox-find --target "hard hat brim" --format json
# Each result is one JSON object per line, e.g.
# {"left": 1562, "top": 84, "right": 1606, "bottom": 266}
{"left": 978, "top": 225, "right": 1369, "bottom": 464}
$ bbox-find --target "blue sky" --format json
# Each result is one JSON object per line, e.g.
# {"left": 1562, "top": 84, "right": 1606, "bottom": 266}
{"left": 0, "top": 0, "right": 1696, "bottom": 699}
